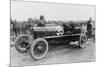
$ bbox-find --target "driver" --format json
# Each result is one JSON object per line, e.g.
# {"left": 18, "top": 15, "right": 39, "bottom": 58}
{"left": 38, "top": 15, "right": 46, "bottom": 26}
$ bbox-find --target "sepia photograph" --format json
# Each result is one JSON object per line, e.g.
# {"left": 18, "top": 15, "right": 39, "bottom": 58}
{"left": 10, "top": 0, "right": 95, "bottom": 66}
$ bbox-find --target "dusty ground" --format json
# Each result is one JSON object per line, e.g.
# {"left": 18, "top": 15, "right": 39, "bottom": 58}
{"left": 10, "top": 40, "right": 95, "bottom": 66}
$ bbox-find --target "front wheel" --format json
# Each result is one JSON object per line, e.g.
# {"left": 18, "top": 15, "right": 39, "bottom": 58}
{"left": 29, "top": 38, "right": 49, "bottom": 60}
{"left": 15, "top": 34, "right": 30, "bottom": 53}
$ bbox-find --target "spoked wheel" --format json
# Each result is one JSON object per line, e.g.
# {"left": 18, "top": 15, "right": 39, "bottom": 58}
{"left": 78, "top": 34, "right": 87, "bottom": 48}
{"left": 15, "top": 34, "right": 30, "bottom": 53}
{"left": 29, "top": 38, "right": 48, "bottom": 60}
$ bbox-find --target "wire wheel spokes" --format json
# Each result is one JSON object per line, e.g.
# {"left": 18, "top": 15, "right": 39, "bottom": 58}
{"left": 81, "top": 36, "right": 86, "bottom": 44}
{"left": 18, "top": 41, "right": 29, "bottom": 51}
{"left": 15, "top": 35, "right": 30, "bottom": 53}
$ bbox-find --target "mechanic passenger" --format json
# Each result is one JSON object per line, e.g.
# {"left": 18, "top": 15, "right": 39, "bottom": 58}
{"left": 69, "top": 21, "right": 75, "bottom": 34}
{"left": 62, "top": 22, "right": 70, "bottom": 34}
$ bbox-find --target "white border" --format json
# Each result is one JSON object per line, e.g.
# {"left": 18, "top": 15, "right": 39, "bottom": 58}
{"left": 0, "top": 0, "right": 99, "bottom": 67}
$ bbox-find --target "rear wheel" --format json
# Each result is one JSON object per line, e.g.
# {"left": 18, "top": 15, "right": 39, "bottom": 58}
{"left": 15, "top": 34, "right": 30, "bottom": 53}
{"left": 78, "top": 34, "right": 87, "bottom": 48}
{"left": 29, "top": 38, "right": 48, "bottom": 60}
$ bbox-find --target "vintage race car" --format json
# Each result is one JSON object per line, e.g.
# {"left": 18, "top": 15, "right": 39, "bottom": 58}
{"left": 15, "top": 22, "right": 88, "bottom": 60}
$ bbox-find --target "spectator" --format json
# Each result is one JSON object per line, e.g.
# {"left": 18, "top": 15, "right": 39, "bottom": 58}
{"left": 87, "top": 17, "right": 92, "bottom": 39}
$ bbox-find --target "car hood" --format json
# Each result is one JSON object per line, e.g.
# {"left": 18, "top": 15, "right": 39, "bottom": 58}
{"left": 33, "top": 26, "right": 63, "bottom": 32}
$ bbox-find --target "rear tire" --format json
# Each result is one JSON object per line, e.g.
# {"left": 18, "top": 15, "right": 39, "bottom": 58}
{"left": 78, "top": 34, "right": 87, "bottom": 48}
{"left": 29, "top": 38, "right": 48, "bottom": 60}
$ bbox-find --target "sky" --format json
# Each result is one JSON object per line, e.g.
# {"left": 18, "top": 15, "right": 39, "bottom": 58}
{"left": 11, "top": 1, "right": 95, "bottom": 21}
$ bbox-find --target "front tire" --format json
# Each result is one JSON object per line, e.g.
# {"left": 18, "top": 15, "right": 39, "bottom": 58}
{"left": 29, "top": 38, "right": 48, "bottom": 60}
{"left": 15, "top": 34, "right": 30, "bottom": 53}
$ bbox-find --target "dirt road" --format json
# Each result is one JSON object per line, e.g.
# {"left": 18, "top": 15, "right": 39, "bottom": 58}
{"left": 10, "top": 40, "right": 95, "bottom": 66}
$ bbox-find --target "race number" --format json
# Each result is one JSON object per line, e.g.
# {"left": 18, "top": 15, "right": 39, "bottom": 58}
{"left": 56, "top": 27, "right": 64, "bottom": 36}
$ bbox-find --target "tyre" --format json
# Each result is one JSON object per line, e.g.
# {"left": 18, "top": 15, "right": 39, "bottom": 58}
{"left": 78, "top": 34, "right": 87, "bottom": 48}
{"left": 15, "top": 34, "right": 30, "bottom": 53}
{"left": 29, "top": 38, "right": 48, "bottom": 60}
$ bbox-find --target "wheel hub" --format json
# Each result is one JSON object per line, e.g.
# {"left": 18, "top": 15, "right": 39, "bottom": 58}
{"left": 37, "top": 45, "right": 43, "bottom": 50}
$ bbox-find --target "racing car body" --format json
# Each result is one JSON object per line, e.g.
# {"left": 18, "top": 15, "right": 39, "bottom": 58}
{"left": 15, "top": 21, "right": 88, "bottom": 60}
